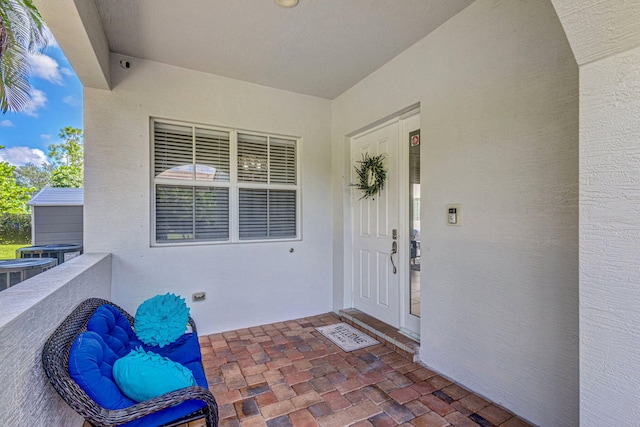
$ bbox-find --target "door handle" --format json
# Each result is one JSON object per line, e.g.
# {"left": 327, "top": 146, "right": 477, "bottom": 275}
{"left": 390, "top": 241, "right": 397, "bottom": 274}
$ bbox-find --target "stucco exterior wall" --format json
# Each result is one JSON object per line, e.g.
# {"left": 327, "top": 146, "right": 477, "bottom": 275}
{"left": 331, "top": 1, "right": 578, "bottom": 425}
{"left": 0, "top": 253, "right": 111, "bottom": 427}
{"left": 579, "top": 44, "right": 640, "bottom": 427}
{"left": 84, "top": 58, "right": 333, "bottom": 334}
{"left": 550, "top": 1, "right": 640, "bottom": 424}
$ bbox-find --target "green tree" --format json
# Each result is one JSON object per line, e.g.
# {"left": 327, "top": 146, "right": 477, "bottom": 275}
{"left": 0, "top": 0, "right": 48, "bottom": 113}
{"left": 49, "top": 126, "right": 83, "bottom": 167}
{"left": 0, "top": 145, "right": 32, "bottom": 213}
{"left": 14, "top": 161, "right": 52, "bottom": 192}
{"left": 48, "top": 127, "right": 83, "bottom": 187}
{"left": 50, "top": 165, "right": 82, "bottom": 188}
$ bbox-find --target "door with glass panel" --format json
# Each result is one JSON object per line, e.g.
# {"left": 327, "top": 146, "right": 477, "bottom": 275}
{"left": 401, "top": 113, "right": 421, "bottom": 337}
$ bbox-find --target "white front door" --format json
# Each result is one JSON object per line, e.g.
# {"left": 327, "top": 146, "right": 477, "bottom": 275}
{"left": 351, "top": 120, "right": 400, "bottom": 327}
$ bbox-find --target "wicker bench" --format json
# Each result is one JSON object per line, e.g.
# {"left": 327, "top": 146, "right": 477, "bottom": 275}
{"left": 42, "top": 298, "right": 218, "bottom": 427}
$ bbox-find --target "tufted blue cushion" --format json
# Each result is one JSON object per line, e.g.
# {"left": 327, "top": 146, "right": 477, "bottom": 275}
{"left": 68, "top": 304, "right": 209, "bottom": 427}
{"left": 86, "top": 305, "right": 142, "bottom": 356}
{"left": 68, "top": 331, "right": 137, "bottom": 410}
{"left": 113, "top": 348, "right": 197, "bottom": 402}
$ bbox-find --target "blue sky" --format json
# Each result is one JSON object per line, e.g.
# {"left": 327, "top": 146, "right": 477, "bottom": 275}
{"left": 0, "top": 41, "right": 82, "bottom": 166}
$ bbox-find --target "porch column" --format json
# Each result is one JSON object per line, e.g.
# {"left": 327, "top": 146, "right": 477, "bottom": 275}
{"left": 551, "top": 1, "right": 640, "bottom": 425}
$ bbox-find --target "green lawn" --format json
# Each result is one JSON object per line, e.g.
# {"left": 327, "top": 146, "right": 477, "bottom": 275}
{"left": 0, "top": 244, "right": 29, "bottom": 260}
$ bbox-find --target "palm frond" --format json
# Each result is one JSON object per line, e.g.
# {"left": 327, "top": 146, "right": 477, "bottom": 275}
{"left": 0, "top": 0, "right": 48, "bottom": 113}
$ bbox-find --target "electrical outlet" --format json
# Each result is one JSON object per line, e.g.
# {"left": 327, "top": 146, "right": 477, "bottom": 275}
{"left": 192, "top": 292, "right": 206, "bottom": 302}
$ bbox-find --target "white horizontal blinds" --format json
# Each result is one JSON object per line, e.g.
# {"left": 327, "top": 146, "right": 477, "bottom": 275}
{"left": 268, "top": 190, "right": 296, "bottom": 237}
{"left": 239, "top": 189, "right": 268, "bottom": 239}
{"left": 156, "top": 185, "right": 229, "bottom": 242}
{"left": 237, "top": 134, "right": 298, "bottom": 240}
{"left": 154, "top": 122, "right": 194, "bottom": 180}
{"left": 237, "top": 133, "right": 268, "bottom": 183}
{"left": 156, "top": 185, "right": 195, "bottom": 242}
{"left": 195, "top": 187, "right": 229, "bottom": 240}
{"left": 270, "top": 138, "right": 296, "bottom": 184}
{"left": 195, "top": 128, "right": 230, "bottom": 182}
{"left": 238, "top": 189, "right": 296, "bottom": 239}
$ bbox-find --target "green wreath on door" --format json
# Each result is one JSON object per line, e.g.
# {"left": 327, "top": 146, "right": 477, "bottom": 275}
{"left": 352, "top": 153, "right": 387, "bottom": 200}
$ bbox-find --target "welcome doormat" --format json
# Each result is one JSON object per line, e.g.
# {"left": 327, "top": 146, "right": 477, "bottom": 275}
{"left": 316, "top": 322, "right": 380, "bottom": 352}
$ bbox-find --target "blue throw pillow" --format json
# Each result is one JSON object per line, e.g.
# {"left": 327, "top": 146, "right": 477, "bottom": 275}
{"left": 135, "top": 293, "right": 190, "bottom": 347}
{"left": 112, "top": 347, "right": 196, "bottom": 402}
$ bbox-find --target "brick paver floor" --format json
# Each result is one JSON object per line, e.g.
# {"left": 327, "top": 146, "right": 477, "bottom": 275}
{"left": 179, "top": 312, "right": 534, "bottom": 427}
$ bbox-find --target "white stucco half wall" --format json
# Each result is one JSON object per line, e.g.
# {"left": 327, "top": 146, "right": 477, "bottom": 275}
{"left": 332, "top": 1, "right": 578, "bottom": 425}
{"left": 84, "top": 58, "right": 333, "bottom": 334}
{"left": 0, "top": 253, "right": 112, "bottom": 426}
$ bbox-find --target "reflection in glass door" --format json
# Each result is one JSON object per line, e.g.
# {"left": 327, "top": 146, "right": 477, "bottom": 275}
{"left": 409, "top": 130, "right": 420, "bottom": 317}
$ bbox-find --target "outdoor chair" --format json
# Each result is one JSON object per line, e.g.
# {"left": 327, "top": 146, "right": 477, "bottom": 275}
{"left": 42, "top": 298, "right": 218, "bottom": 427}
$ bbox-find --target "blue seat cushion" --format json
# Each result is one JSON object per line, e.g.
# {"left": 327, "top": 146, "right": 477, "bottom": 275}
{"left": 143, "top": 332, "right": 203, "bottom": 366}
{"left": 68, "top": 304, "right": 209, "bottom": 427}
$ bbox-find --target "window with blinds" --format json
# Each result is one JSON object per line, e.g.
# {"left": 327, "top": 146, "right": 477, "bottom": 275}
{"left": 238, "top": 189, "right": 297, "bottom": 239}
{"left": 152, "top": 119, "right": 299, "bottom": 244}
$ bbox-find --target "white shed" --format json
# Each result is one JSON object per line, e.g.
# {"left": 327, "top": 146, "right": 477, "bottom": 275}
{"left": 28, "top": 188, "right": 84, "bottom": 246}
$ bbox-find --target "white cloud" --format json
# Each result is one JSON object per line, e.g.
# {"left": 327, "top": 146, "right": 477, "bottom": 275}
{"left": 0, "top": 120, "right": 14, "bottom": 127}
{"left": 63, "top": 95, "right": 80, "bottom": 107}
{"left": 22, "top": 88, "right": 47, "bottom": 117}
{"left": 0, "top": 146, "right": 48, "bottom": 166}
{"left": 29, "top": 53, "right": 64, "bottom": 85}
{"left": 40, "top": 134, "right": 52, "bottom": 140}
{"left": 60, "top": 67, "right": 74, "bottom": 77}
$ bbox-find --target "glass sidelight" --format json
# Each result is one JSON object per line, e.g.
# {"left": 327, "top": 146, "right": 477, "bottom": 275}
{"left": 409, "top": 130, "right": 420, "bottom": 317}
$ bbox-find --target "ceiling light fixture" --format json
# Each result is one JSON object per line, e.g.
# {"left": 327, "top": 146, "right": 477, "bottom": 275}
{"left": 274, "top": 0, "right": 298, "bottom": 8}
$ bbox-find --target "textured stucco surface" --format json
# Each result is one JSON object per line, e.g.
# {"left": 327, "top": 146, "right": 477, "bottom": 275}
{"left": 550, "top": 1, "right": 640, "bottom": 424}
{"left": 579, "top": 45, "right": 640, "bottom": 427}
{"left": 0, "top": 253, "right": 111, "bottom": 427}
{"left": 332, "top": 1, "right": 578, "bottom": 425}
{"left": 551, "top": 0, "right": 640, "bottom": 66}
{"left": 84, "top": 57, "right": 333, "bottom": 334}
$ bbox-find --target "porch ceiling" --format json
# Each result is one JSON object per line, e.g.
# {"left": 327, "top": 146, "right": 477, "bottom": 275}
{"left": 92, "top": 0, "right": 474, "bottom": 99}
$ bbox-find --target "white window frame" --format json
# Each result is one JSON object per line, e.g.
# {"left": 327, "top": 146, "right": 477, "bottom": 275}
{"left": 151, "top": 118, "right": 302, "bottom": 246}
